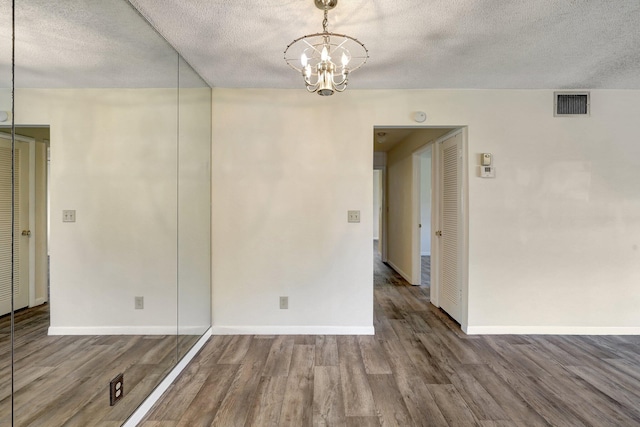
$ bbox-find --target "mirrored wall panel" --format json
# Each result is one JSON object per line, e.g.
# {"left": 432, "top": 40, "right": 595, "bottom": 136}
{"left": 0, "top": 0, "right": 15, "bottom": 422}
{"left": 1, "top": 0, "right": 212, "bottom": 424}
{"left": 177, "top": 56, "right": 212, "bottom": 361}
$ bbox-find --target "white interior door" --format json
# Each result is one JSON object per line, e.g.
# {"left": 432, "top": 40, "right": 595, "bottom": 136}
{"left": 439, "top": 132, "right": 462, "bottom": 322}
{"left": 0, "top": 136, "right": 30, "bottom": 316}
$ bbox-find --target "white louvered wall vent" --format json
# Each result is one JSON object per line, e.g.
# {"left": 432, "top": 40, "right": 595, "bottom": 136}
{"left": 554, "top": 92, "right": 590, "bottom": 117}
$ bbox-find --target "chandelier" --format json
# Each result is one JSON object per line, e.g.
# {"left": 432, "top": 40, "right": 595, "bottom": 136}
{"left": 284, "top": 0, "right": 368, "bottom": 96}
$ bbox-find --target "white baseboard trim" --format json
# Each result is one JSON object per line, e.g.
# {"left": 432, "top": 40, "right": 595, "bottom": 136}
{"left": 33, "top": 297, "right": 48, "bottom": 306}
{"left": 465, "top": 325, "right": 640, "bottom": 335}
{"left": 123, "top": 327, "right": 212, "bottom": 427}
{"left": 387, "top": 260, "right": 413, "bottom": 284}
{"left": 210, "top": 325, "right": 375, "bottom": 335}
{"left": 48, "top": 326, "right": 177, "bottom": 335}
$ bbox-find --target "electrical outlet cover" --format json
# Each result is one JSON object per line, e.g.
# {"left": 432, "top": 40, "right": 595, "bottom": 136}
{"left": 110, "top": 373, "right": 124, "bottom": 406}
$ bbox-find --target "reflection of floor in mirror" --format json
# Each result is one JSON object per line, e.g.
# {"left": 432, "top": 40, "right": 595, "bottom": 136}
{"left": 0, "top": 304, "right": 198, "bottom": 425}
{"left": 140, "top": 250, "right": 640, "bottom": 426}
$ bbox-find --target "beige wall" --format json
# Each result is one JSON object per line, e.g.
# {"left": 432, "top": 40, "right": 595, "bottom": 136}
{"left": 212, "top": 88, "right": 640, "bottom": 334}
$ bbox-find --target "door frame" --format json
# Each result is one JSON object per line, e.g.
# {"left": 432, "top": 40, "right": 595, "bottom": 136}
{"left": 373, "top": 166, "right": 387, "bottom": 262}
{"left": 417, "top": 127, "right": 469, "bottom": 329}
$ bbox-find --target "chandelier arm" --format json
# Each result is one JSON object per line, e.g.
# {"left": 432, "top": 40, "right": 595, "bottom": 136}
{"left": 303, "top": 75, "right": 320, "bottom": 92}
{"left": 332, "top": 81, "right": 348, "bottom": 92}
{"left": 332, "top": 74, "right": 348, "bottom": 87}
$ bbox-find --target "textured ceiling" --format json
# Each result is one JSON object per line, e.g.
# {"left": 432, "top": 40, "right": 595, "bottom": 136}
{"left": 1, "top": 1, "right": 639, "bottom": 89}
{"left": 0, "top": 0, "right": 205, "bottom": 88}
{"left": 130, "top": 0, "right": 640, "bottom": 90}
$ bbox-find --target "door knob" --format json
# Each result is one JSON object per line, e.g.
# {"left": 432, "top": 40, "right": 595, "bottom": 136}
{"left": 435, "top": 230, "right": 442, "bottom": 237}
{"left": 22, "top": 230, "right": 31, "bottom": 237}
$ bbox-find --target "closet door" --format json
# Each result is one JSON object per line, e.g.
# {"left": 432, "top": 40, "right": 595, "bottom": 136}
{"left": 439, "top": 132, "right": 462, "bottom": 323}
{"left": 0, "top": 136, "right": 30, "bottom": 316}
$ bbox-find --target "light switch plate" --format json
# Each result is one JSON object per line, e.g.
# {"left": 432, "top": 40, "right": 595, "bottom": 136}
{"left": 348, "top": 210, "right": 360, "bottom": 223}
{"left": 63, "top": 210, "right": 76, "bottom": 222}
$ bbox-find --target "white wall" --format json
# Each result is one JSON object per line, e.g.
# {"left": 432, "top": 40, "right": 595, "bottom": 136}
{"left": 211, "top": 89, "right": 374, "bottom": 334}
{"left": 373, "top": 170, "right": 381, "bottom": 241}
{"left": 420, "top": 148, "right": 432, "bottom": 256}
{"left": 10, "top": 88, "right": 181, "bottom": 334}
{"left": 386, "top": 145, "right": 414, "bottom": 282}
{"left": 211, "top": 88, "right": 640, "bottom": 334}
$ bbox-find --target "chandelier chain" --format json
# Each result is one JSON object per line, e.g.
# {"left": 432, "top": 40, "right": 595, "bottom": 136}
{"left": 322, "top": 9, "right": 328, "bottom": 33}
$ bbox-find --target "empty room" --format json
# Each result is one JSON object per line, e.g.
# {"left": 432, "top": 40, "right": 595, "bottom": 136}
{"left": 1, "top": 0, "right": 639, "bottom": 425}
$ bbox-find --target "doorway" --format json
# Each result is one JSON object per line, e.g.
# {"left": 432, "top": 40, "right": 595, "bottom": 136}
{"left": 373, "top": 126, "right": 468, "bottom": 328}
{"left": 0, "top": 127, "right": 50, "bottom": 317}
{"left": 414, "top": 146, "right": 432, "bottom": 289}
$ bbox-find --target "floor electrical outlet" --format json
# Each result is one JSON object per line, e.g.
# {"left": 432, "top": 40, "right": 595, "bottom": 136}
{"left": 109, "top": 373, "right": 124, "bottom": 406}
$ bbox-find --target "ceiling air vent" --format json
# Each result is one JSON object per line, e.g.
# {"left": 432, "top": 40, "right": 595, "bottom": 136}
{"left": 554, "top": 92, "right": 590, "bottom": 117}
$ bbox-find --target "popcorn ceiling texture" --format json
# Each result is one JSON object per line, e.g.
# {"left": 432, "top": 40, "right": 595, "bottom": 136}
{"left": 2, "top": 0, "right": 640, "bottom": 89}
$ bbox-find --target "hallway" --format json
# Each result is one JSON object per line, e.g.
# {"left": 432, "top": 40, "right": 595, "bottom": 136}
{"left": 141, "top": 254, "right": 640, "bottom": 426}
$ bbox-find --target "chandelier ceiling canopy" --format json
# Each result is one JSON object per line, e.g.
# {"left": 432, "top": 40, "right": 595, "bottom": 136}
{"left": 284, "top": 0, "right": 368, "bottom": 96}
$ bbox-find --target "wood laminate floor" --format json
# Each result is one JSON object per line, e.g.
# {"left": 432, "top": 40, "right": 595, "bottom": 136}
{"left": 421, "top": 255, "right": 431, "bottom": 288}
{"left": 0, "top": 305, "right": 199, "bottom": 426}
{"left": 141, "top": 252, "right": 640, "bottom": 426}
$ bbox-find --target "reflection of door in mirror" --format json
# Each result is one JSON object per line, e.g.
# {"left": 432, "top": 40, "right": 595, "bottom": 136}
{"left": 0, "top": 135, "right": 29, "bottom": 316}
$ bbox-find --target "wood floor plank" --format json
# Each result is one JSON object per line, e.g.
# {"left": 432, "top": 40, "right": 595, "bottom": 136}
{"left": 380, "top": 337, "right": 449, "bottom": 426}
{"left": 488, "top": 363, "right": 588, "bottom": 427}
{"left": 566, "top": 365, "right": 640, "bottom": 417}
{"left": 176, "top": 364, "right": 239, "bottom": 427}
{"left": 345, "top": 416, "right": 380, "bottom": 427}
{"left": 244, "top": 376, "right": 288, "bottom": 426}
{"left": 211, "top": 338, "right": 274, "bottom": 427}
{"left": 278, "top": 344, "right": 315, "bottom": 426}
{"left": 450, "top": 366, "right": 511, "bottom": 422}
{"left": 463, "top": 364, "right": 549, "bottom": 426}
{"left": 147, "top": 366, "right": 209, "bottom": 421}
{"left": 535, "top": 366, "right": 640, "bottom": 426}
{"left": 368, "top": 374, "right": 413, "bottom": 426}
{"left": 262, "top": 336, "right": 295, "bottom": 377}
{"left": 337, "top": 336, "right": 376, "bottom": 417}
{"left": 357, "top": 336, "right": 392, "bottom": 374}
{"left": 428, "top": 383, "right": 480, "bottom": 426}
{"left": 313, "top": 365, "right": 346, "bottom": 427}
{"left": 602, "top": 357, "right": 640, "bottom": 384}
{"left": 216, "top": 335, "right": 253, "bottom": 365}
{"left": 390, "top": 325, "right": 450, "bottom": 384}
{"left": 315, "top": 335, "right": 339, "bottom": 367}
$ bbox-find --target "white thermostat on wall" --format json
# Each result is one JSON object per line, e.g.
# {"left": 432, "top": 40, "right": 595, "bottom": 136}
{"left": 480, "top": 165, "right": 496, "bottom": 178}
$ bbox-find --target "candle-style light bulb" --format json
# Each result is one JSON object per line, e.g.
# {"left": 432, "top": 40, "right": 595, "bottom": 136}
{"left": 321, "top": 46, "right": 329, "bottom": 61}
{"left": 341, "top": 52, "right": 349, "bottom": 67}
{"left": 301, "top": 53, "right": 308, "bottom": 67}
